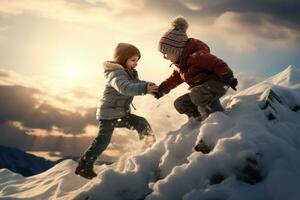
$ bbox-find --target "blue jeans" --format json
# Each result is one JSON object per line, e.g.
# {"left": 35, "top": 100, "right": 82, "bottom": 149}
{"left": 79, "top": 113, "right": 152, "bottom": 165}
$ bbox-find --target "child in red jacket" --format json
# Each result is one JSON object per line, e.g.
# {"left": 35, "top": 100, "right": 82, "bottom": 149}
{"left": 155, "top": 16, "right": 238, "bottom": 122}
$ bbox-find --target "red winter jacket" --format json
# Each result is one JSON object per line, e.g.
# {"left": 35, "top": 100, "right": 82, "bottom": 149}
{"left": 163, "top": 38, "right": 233, "bottom": 90}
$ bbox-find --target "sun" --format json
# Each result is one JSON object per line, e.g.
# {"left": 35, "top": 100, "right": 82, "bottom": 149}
{"left": 63, "top": 64, "right": 81, "bottom": 80}
{"left": 49, "top": 51, "right": 97, "bottom": 86}
{"left": 59, "top": 60, "right": 83, "bottom": 82}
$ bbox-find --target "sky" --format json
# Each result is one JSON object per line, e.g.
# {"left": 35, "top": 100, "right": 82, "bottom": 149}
{"left": 0, "top": 0, "right": 299, "bottom": 161}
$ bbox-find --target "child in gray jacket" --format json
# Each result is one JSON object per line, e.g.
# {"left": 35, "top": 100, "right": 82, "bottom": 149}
{"left": 75, "top": 43, "right": 158, "bottom": 179}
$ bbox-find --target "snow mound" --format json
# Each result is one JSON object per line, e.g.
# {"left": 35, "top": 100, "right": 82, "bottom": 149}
{"left": 1, "top": 66, "right": 300, "bottom": 200}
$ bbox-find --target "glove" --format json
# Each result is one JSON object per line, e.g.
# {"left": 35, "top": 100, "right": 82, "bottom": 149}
{"left": 228, "top": 77, "right": 238, "bottom": 91}
{"left": 154, "top": 83, "right": 170, "bottom": 99}
{"left": 222, "top": 74, "right": 238, "bottom": 91}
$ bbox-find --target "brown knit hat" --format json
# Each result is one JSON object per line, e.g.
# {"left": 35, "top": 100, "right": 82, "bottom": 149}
{"left": 158, "top": 16, "right": 189, "bottom": 58}
{"left": 114, "top": 43, "right": 141, "bottom": 68}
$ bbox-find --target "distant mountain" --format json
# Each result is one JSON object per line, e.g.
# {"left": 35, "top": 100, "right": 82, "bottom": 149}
{"left": 0, "top": 145, "right": 112, "bottom": 177}
{"left": 54, "top": 156, "right": 112, "bottom": 166}
{"left": 0, "top": 145, "right": 55, "bottom": 177}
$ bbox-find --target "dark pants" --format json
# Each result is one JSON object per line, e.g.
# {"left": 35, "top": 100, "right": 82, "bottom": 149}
{"left": 174, "top": 80, "right": 227, "bottom": 117}
{"left": 79, "top": 113, "right": 152, "bottom": 165}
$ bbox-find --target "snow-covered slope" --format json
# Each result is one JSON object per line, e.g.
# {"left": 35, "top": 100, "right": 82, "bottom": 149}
{"left": 0, "top": 145, "right": 55, "bottom": 177}
{"left": 1, "top": 66, "right": 300, "bottom": 200}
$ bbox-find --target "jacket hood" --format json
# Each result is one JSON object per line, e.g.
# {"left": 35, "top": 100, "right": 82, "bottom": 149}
{"left": 103, "top": 61, "right": 124, "bottom": 71}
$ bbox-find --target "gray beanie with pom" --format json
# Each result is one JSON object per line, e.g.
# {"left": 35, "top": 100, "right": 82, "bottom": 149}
{"left": 158, "top": 16, "right": 189, "bottom": 58}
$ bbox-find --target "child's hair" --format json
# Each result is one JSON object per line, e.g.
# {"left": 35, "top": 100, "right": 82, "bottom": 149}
{"left": 114, "top": 43, "right": 141, "bottom": 68}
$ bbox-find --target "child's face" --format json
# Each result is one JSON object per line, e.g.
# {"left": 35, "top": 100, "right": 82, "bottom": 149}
{"left": 126, "top": 55, "right": 139, "bottom": 69}
{"left": 163, "top": 52, "right": 177, "bottom": 63}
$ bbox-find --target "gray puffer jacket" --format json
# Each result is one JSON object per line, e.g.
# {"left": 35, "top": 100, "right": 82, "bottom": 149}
{"left": 96, "top": 61, "right": 148, "bottom": 120}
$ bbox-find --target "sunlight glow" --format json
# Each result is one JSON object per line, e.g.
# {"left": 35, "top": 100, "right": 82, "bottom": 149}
{"left": 60, "top": 61, "right": 83, "bottom": 82}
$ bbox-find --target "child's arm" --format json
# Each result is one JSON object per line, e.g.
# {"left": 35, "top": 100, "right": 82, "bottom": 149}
{"left": 108, "top": 70, "right": 148, "bottom": 96}
{"left": 189, "top": 52, "right": 237, "bottom": 90}
{"left": 154, "top": 70, "right": 184, "bottom": 99}
{"left": 163, "top": 70, "right": 184, "bottom": 90}
{"left": 202, "top": 54, "right": 238, "bottom": 90}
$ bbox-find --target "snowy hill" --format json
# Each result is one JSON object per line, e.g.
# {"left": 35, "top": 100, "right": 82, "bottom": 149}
{"left": 0, "top": 66, "right": 300, "bottom": 200}
{"left": 0, "top": 145, "right": 55, "bottom": 177}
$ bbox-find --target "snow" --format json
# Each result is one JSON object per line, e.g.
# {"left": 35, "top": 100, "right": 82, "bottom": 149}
{"left": 1, "top": 66, "right": 300, "bottom": 200}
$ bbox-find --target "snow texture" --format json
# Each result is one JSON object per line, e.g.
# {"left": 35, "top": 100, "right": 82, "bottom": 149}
{"left": 1, "top": 66, "right": 300, "bottom": 200}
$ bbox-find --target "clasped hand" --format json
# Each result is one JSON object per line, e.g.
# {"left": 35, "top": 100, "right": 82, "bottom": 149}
{"left": 147, "top": 82, "right": 159, "bottom": 96}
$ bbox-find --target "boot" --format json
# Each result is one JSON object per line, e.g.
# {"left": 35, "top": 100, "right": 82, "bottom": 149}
{"left": 197, "top": 106, "right": 210, "bottom": 121}
{"left": 75, "top": 160, "right": 97, "bottom": 179}
{"left": 207, "top": 99, "right": 224, "bottom": 112}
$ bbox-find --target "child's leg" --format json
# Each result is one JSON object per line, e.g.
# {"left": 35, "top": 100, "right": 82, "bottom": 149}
{"left": 208, "top": 99, "right": 224, "bottom": 112}
{"left": 78, "top": 120, "right": 115, "bottom": 166}
{"left": 190, "top": 80, "right": 227, "bottom": 117}
{"left": 116, "top": 114, "right": 152, "bottom": 139}
{"left": 174, "top": 93, "right": 199, "bottom": 118}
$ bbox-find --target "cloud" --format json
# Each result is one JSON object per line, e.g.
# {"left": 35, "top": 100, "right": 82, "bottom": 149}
{"left": 0, "top": 68, "right": 103, "bottom": 135}
{"left": 153, "top": 0, "right": 300, "bottom": 35}
{"left": 113, "top": 0, "right": 300, "bottom": 51}
{"left": 0, "top": 69, "right": 142, "bottom": 160}
{"left": 0, "top": 84, "right": 97, "bottom": 135}
{"left": 0, "top": 0, "right": 138, "bottom": 25}
{"left": 0, "top": 69, "right": 45, "bottom": 88}
{"left": 71, "top": 87, "right": 98, "bottom": 99}
{"left": 0, "top": 69, "right": 18, "bottom": 84}
{"left": 2, "top": 0, "right": 298, "bottom": 36}
{"left": 1, "top": 0, "right": 299, "bottom": 54}
{"left": 65, "top": 0, "right": 110, "bottom": 9}
{"left": 0, "top": 0, "right": 113, "bottom": 25}
{"left": 0, "top": 121, "right": 141, "bottom": 161}
{"left": 197, "top": 0, "right": 300, "bottom": 31}
{"left": 136, "top": 0, "right": 300, "bottom": 52}
{"left": 0, "top": 122, "right": 89, "bottom": 156}
{"left": 210, "top": 11, "right": 299, "bottom": 52}
{"left": 0, "top": 70, "right": 9, "bottom": 77}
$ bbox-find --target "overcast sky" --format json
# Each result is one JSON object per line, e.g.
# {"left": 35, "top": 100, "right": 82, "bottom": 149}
{"left": 0, "top": 0, "right": 299, "bottom": 160}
